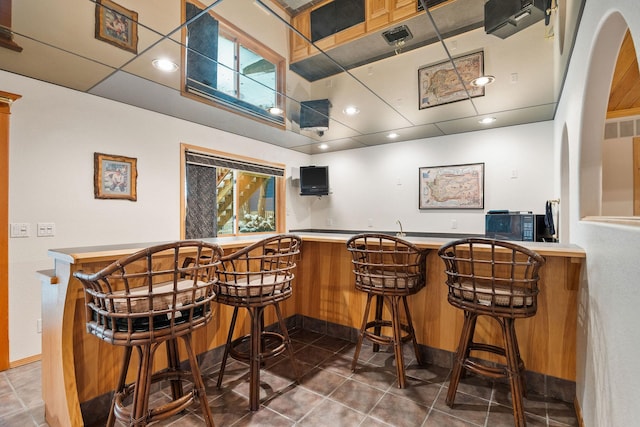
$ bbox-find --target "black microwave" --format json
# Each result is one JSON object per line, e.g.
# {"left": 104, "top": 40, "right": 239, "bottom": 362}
{"left": 485, "top": 213, "right": 536, "bottom": 241}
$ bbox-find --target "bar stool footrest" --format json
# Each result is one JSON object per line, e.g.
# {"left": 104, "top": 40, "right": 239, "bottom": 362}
{"left": 461, "top": 343, "right": 525, "bottom": 380}
{"left": 229, "top": 331, "right": 287, "bottom": 363}
{"left": 113, "top": 370, "right": 197, "bottom": 424}
{"left": 363, "top": 319, "right": 413, "bottom": 346}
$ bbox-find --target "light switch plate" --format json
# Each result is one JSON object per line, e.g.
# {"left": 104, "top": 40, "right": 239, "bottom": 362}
{"left": 10, "top": 223, "right": 30, "bottom": 238}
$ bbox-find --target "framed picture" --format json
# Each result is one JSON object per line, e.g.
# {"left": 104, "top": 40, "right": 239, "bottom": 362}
{"left": 419, "top": 163, "right": 484, "bottom": 209}
{"left": 418, "top": 51, "right": 484, "bottom": 109}
{"left": 94, "top": 0, "right": 138, "bottom": 53}
{"left": 94, "top": 153, "right": 138, "bottom": 201}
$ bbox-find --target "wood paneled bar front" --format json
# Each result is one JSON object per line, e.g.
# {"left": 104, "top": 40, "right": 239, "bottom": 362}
{"left": 42, "top": 233, "right": 585, "bottom": 426}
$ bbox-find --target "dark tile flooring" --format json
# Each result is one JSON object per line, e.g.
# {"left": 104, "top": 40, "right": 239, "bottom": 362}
{"left": 0, "top": 329, "right": 578, "bottom": 426}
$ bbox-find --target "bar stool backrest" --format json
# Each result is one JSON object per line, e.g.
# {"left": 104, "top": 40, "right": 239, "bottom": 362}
{"left": 73, "top": 240, "right": 223, "bottom": 346}
{"left": 346, "top": 233, "right": 428, "bottom": 295}
{"left": 438, "top": 238, "right": 545, "bottom": 318}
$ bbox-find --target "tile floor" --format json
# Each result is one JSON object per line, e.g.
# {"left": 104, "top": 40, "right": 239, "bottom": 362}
{"left": 0, "top": 329, "right": 579, "bottom": 426}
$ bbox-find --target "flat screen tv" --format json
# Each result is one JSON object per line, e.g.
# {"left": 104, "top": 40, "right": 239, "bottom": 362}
{"left": 300, "top": 99, "right": 330, "bottom": 132}
{"left": 300, "top": 166, "right": 329, "bottom": 196}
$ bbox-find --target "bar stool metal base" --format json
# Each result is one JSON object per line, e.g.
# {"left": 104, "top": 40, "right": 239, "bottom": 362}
{"left": 352, "top": 293, "right": 423, "bottom": 389}
{"left": 109, "top": 335, "right": 214, "bottom": 427}
{"left": 216, "top": 303, "right": 299, "bottom": 411}
{"left": 446, "top": 311, "right": 529, "bottom": 427}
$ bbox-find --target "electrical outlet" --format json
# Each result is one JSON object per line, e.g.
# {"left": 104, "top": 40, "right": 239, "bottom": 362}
{"left": 37, "top": 222, "right": 56, "bottom": 237}
{"left": 451, "top": 219, "right": 458, "bottom": 229}
{"left": 37, "top": 319, "right": 42, "bottom": 334}
{"left": 367, "top": 218, "right": 374, "bottom": 228}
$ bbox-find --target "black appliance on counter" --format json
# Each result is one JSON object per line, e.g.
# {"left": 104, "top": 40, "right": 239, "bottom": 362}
{"left": 485, "top": 211, "right": 556, "bottom": 242}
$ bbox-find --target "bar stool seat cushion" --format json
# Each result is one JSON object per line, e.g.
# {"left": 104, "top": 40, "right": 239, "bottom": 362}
{"left": 216, "top": 273, "right": 291, "bottom": 297}
{"left": 98, "top": 279, "right": 213, "bottom": 333}
{"left": 363, "top": 268, "right": 421, "bottom": 289}
{"left": 452, "top": 280, "right": 534, "bottom": 307}
{"left": 106, "top": 279, "right": 211, "bottom": 313}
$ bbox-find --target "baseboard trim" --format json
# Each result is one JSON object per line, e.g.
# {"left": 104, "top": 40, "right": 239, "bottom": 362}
{"left": 9, "top": 353, "right": 41, "bottom": 368}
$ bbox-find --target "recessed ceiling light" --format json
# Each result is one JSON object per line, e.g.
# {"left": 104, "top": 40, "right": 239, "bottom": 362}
{"left": 343, "top": 105, "right": 360, "bottom": 115}
{"left": 478, "top": 117, "right": 497, "bottom": 124}
{"left": 318, "top": 143, "right": 328, "bottom": 150}
{"left": 387, "top": 132, "right": 399, "bottom": 139}
{"left": 470, "top": 75, "right": 495, "bottom": 87}
{"left": 267, "top": 106, "right": 283, "bottom": 115}
{"left": 152, "top": 58, "right": 179, "bottom": 72}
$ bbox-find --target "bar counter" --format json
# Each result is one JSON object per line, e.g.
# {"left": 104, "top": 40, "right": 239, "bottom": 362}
{"left": 41, "top": 233, "right": 585, "bottom": 426}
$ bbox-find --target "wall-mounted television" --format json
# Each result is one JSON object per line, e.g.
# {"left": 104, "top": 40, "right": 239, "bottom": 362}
{"left": 300, "top": 166, "right": 329, "bottom": 196}
{"left": 300, "top": 99, "right": 330, "bottom": 133}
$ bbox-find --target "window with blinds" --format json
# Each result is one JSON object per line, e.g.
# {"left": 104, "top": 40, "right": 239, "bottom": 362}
{"left": 183, "top": 147, "right": 285, "bottom": 238}
{"left": 184, "top": 1, "right": 285, "bottom": 127}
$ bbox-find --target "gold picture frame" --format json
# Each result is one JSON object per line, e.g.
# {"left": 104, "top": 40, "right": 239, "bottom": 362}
{"left": 95, "top": 0, "right": 138, "bottom": 53}
{"left": 418, "top": 51, "right": 485, "bottom": 109}
{"left": 94, "top": 153, "right": 138, "bottom": 201}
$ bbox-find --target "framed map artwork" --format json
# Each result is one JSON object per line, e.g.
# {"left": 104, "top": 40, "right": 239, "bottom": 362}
{"left": 418, "top": 51, "right": 484, "bottom": 109}
{"left": 419, "top": 163, "right": 484, "bottom": 209}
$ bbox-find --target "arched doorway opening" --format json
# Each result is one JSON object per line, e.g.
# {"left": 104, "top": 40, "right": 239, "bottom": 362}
{"left": 602, "top": 30, "right": 640, "bottom": 216}
{"left": 579, "top": 13, "right": 630, "bottom": 218}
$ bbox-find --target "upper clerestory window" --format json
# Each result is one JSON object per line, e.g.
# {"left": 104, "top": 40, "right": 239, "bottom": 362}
{"left": 183, "top": 1, "right": 285, "bottom": 127}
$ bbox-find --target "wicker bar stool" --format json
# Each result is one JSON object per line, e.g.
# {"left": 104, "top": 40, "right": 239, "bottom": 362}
{"left": 346, "top": 233, "right": 429, "bottom": 388}
{"left": 438, "top": 238, "right": 545, "bottom": 427}
{"left": 213, "top": 234, "right": 302, "bottom": 411}
{"left": 73, "top": 241, "right": 222, "bottom": 427}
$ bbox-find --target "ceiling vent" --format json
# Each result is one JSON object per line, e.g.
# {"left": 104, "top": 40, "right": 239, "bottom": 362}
{"left": 382, "top": 25, "right": 413, "bottom": 46}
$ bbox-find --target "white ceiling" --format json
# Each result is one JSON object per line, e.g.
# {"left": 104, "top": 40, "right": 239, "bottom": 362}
{"left": 0, "top": 0, "right": 575, "bottom": 154}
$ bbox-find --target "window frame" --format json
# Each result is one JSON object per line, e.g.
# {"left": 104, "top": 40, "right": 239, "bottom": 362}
{"left": 180, "top": 143, "right": 287, "bottom": 239}
{"left": 181, "top": 1, "right": 286, "bottom": 129}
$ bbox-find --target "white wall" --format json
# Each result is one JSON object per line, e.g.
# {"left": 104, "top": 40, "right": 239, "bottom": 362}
{"left": 305, "top": 122, "right": 554, "bottom": 235}
{"left": 4, "top": 70, "right": 311, "bottom": 361}
{"left": 602, "top": 137, "right": 633, "bottom": 216}
{"left": 554, "top": 2, "right": 640, "bottom": 426}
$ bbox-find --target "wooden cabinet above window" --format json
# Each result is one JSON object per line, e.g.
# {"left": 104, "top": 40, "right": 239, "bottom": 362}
{"left": 288, "top": 0, "right": 480, "bottom": 82}
{"left": 289, "top": 0, "right": 425, "bottom": 77}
